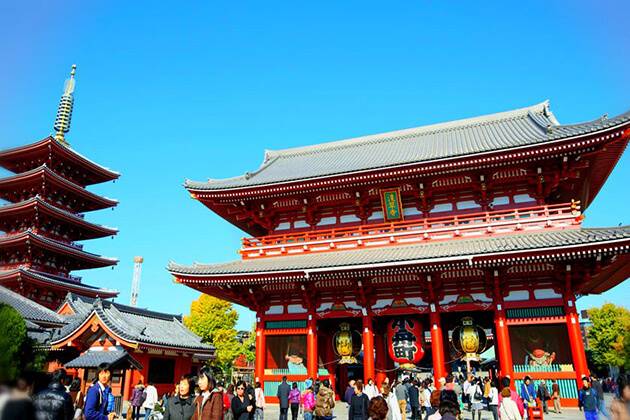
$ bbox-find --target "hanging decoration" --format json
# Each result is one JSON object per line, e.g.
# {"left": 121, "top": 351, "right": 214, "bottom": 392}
{"left": 387, "top": 317, "right": 424, "bottom": 368}
{"left": 333, "top": 322, "right": 360, "bottom": 364}
{"left": 451, "top": 316, "right": 488, "bottom": 362}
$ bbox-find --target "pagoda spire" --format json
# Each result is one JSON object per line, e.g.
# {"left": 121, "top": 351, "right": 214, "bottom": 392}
{"left": 53, "top": 64, "right": 77, "bottom": 146}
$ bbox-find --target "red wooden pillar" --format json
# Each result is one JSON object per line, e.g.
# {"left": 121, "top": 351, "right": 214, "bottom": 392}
{"left": 427, "top": 275, "right": 446, "bottom": 387}
{"left": 374, "top": 330, "right": 387, "bottom": 387}
{"left": 493, "top": 270, "right": 513, "bottom": 385}
{"left": 255, "top": 315, "right": 266, "bottom": 387}
{"left": 564, "top": 266, "right": 589, "bottom": 386}
{"left": 362, "top": 312, "right": 375, "bottom": 382}
{"left": 429, "top": 306, "right": 446, "bottom": 386}
{"left": 307, "top": 314, "right": 318, "bottom": 379}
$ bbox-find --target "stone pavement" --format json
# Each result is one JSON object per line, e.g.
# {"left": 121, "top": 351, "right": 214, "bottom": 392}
{"left": 259, "top": 396, "right": 617, "bottom": 420}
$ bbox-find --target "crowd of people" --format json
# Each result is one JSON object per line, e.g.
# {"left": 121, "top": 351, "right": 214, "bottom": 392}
{"left": 2, "top": 366, "right": 629, "bottom": 420}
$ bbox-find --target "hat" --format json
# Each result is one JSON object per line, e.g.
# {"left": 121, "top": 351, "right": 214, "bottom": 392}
{"left": 305, "top": 379, "right": 313, "bottom": 388}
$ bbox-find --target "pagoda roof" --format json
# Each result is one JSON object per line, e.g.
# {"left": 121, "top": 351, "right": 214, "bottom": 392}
{"left": 0, "top": 196, "right": 118, "bottom": 240}
{"left": 0, "top": 230, "right": 118, "bottom": 270}
{"left": 0, "top": 165, "right": 118, "bottom": 212}
{"left": 50, "top": 294, "right": 214, "bottom": 353}
{"left": 169, "top": 226, "right": 630, "bottom": 282}
{"left": 0, "top": 284, "right": 67, "bottom": 328}
{"left": 0, "top": 268, "right": 118, "bottom": 300}
{"left": 186, "top": 101, "right": 630, "bottom": 192}
{"left": 0, "top": 137, "right": 119, "bottom": 186}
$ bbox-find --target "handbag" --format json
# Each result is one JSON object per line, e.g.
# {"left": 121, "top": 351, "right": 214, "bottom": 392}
{"left": 474, "top": 386, "right": 482, "bottom": 401}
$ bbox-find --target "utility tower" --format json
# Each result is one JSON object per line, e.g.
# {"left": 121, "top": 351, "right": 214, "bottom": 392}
{"left": 130, "top": 256, "right": 143, "bottom": 306}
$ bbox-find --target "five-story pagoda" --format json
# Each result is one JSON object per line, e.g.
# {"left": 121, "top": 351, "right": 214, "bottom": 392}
{"left": 0, "top": 65, "right": 119, "bottom": 309}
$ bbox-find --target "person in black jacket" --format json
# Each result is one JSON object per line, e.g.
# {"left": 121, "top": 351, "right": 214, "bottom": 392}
{"left": 232, "top": 380, "right": 254, "bottom": 420}
{"left": 348, "top": 380, "right": 369, "bottom": 420}
{"left": 407, "top": 380, "right": 420, "bottom": 420}
{"left": 163, "top": 375, "right": 196, "bottom": 420}
{"left": 32, "top": 368, "right": 74, "bottom": 420}
{"left": 277, "top": 376, "right": 290, "bottom": 420}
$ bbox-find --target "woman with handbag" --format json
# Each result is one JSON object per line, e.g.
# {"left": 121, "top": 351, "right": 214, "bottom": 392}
{"left": 519, "top": 376, "right": 536, "bottom": 419}
{"left": 466, "top": 378, "right": 484, "bottom": 420}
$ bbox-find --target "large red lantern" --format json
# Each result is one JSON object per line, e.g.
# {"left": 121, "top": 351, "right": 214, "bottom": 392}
{"left": 387, "top": 317, "right": 425, "bottom": 368}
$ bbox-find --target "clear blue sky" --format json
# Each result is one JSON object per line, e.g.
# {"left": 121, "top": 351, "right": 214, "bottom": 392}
{"left": 1, "top": 1, "right": 628, "bottom": 330}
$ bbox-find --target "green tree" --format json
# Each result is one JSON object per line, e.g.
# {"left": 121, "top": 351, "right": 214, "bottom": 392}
{"left": 183, "top": 294, "right": 249, "bottom": 374}
{"left": 587, "top": 303, "right": 630, "bottom": 370}
{"left": 0, "top": 303, "right": 28, "bottom": 382}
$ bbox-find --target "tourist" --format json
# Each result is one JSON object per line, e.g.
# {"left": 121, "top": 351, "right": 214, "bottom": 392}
{"left": 433, "top": 391, "right": 460, "bottom": 420}
{"left": 498, "top": 377, "right": 524, "bottom": 420}
{"left": 349, "top": 380, "right": 370, "bottom": 420}
{"left": 483, "top": 377, "right": 491, "bottom": 402}
{"left": 84, "top": 363, "right": 116, "bottom": 420}
{"left": 163, "top": 375, "right": 196, "bottom": 420}
{"left": 420, "top": 381, "right": 431, "bottom": 420}
{"left": 551, "top": 379, "right": 562, "bottom": 414}
{"left": 143, "top": 382, "right": 159, "bottom": 419}
{"left": 487, "top": 379, "right": 499, "bottom": 420}
{"left": 610, "top": 374, "right": 630, "bottom": 420}
{"left": 192, "top": 367, "right": 223, "bottom": 420}
{"left": 462, "top": 375, "right": 472, "bottom": 411}
{"left": 380, "top": 383, "right": 401, "bottom": 420}
{"left": 368, "top": 396, "right": 389, "bottom": 420}
{"left": 231, "top": 380, "right": 254, "bottom": 420}
{"left": 254, "top": 381, "right": 265, "bottom": 420}
{"left": 225, "top": 384, "right": 236, "bottom": 420}
{"left": 407, "top": 380, "right": 420, "bottom": 420}
{"left": 592, "top": 375, "right": 610, "bottom": 419}
{"left": 1, "top": 375, "right": 36, "bottom": 420}
{"left": 536, "top": 379, "right": 551, "bottom": 414}
{"left": 519, "top": 376, "right": 536, "bottom": 413}
{"left": 246, "top": 381, "right": 257, "bottom": 417}
{"left": 345, "top": 380, "right": 357, "bottom": 407}
{"left": 394, "top": 380, "right": 409, "bottom": 420}
{"left": 32, "top": 368, "right": 74, "bottom": 420}
{"left": 425, "top": 389, "right": 440, "bottom": 420}
{"left": 579, "top": 377, "right": 599, "bottom": 420}
{"left": 314, "top": 379, "right": 335, "bottom": 420}
{"left": 130, "top": 381, "right": 146, "bottom": 420}
{"left": 289, "top": 382, "right": 301, "bottom": 420}
{"left": 466, "top": 377, "right": 483, "bottom": 420}
{"left": 301, "top": 380, "right": 316, "bottom": 420}
{"left": 499, "top": 388, "right": 522, "bottom": 420}
{"left": 365, "top": 379, "right": 379, "bottom": 400}
{"left": 437, "top": 378, "right": 446, "bottom": 391}
{"left": 313, "top": 379, "right": 321, "bottom": 396}
{"left": 277, "top": 376, "right": 291, "bottom": 420}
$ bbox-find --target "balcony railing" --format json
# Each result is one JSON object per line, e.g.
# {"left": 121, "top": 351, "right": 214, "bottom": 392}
{"left": 240, "top": 203, "right": 582, "bottom": 259}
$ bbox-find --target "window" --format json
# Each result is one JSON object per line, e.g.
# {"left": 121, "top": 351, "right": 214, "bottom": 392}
{"left": 148, "top": 358, "right": 175, "bottom": 384}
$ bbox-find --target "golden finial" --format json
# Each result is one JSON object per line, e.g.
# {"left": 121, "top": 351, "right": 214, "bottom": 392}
{"left": 53, "top": 64, "right": 77, "bottom": 146}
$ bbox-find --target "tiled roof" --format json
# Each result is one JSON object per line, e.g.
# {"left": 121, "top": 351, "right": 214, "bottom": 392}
{"left": 0, "top": 268, "right": 119, "bottom": 297}
{"left": 51, "top": 294, "right": 214, "bottom": 353}
{"left": 65, "top": 348, "right": 143, "bottom": 370}
{"left": 0, "top": 285, "right": 66, "bottom": 326}
{"left": 185, "top": 102, "right": 630, "bottom": 191}
{"left": 0, "top": 196, "right": 118, "bottom": 238}
{"left": 168, "top": 226, "right": 630, "bottom": 276}
{"left": 0, "top": 137, "right": 119, "bottom": 184}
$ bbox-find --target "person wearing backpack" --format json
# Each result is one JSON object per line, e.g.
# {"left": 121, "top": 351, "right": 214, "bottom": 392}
{"left": 536, "top": 380, "right": 551, "bottom": 414}
{"left": 301, "top": 381, "right": 316, "bottom": 420}
{"left": 84, "top": 363, "right": 116, "bottom": 420}
{"left": 130, "top": 381, "right": 146, "bottom": 420}
{"left": 314, "top": 379, "right": 335, "bottom": 420}
{"left": 579, "top": 377, "right": 599, "bottom": 420}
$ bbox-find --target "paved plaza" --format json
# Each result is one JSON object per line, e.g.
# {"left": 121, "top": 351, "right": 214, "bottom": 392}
{"left": 258, "top": 397, "right": 617, "bottom": 420}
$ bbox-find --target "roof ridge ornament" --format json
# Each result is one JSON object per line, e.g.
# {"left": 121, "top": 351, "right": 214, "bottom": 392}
{"left": 53, "top": 64, "right": 77, "bottom": 147}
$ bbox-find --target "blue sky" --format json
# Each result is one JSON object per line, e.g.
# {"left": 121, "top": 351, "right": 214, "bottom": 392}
{"left": 1, "top": 1, "right": 629, "bottom": 330}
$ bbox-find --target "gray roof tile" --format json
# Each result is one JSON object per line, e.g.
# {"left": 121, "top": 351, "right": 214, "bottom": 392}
{"left": 0, "top": 285, "right": 66, "bottom": 326}
{"left": 185, "top": 102, "right": 630, "bottom": 191}
{"left": 65, "top": 348, "right": 143, "bottom": 370}
{"left": 51, "top": 294, "right": 213, "bottom": 352}
{"left": 168, "top": 227, "right": 630, "bottom": 276}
